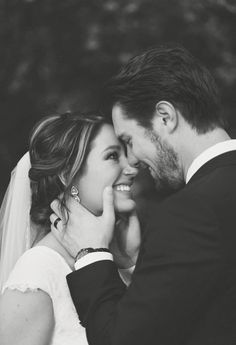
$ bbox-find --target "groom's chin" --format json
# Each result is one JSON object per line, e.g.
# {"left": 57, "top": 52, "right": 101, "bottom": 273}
{"left": 154, "top": 177, "right": 185, "bottom": 197}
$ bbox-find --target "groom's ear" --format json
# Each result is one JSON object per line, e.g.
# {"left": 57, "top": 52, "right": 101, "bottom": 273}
{"left": 154, "top": 101, "right": 178, "bottom": 134}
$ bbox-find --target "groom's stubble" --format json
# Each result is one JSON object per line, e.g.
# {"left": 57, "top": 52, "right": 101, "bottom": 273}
{"left": 146, "top": 130, "right": 185, "bottom": 194}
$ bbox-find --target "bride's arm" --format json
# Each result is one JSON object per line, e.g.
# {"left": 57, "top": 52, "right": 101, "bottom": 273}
{"left": 0, "top": 289, "right": 54, "bottom": 345}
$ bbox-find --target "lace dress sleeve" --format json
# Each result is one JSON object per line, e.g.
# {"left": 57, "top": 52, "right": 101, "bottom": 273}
{"left": 1, "top": 246, "right": 89, "bottom": 345}
{"left": 1, "top": 246, "right": 65, "bottom": 296}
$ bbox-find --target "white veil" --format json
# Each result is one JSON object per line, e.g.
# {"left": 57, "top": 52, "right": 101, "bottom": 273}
{"left": 0, "top": 152, "right": 32, "bottom": 290}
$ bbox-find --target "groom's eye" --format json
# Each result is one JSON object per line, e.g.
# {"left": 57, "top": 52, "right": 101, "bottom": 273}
{"left": 126, "top": 138, "right": 133, "bottom": 148}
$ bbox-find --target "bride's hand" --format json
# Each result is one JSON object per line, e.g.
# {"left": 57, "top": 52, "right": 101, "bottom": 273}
{"left": 110, "top": 210, "right": 141, "bottom": 269}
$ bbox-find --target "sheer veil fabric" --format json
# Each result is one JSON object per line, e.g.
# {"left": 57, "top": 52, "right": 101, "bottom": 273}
{"left": 0, "top": 152, "right": 32, "bottom": 291}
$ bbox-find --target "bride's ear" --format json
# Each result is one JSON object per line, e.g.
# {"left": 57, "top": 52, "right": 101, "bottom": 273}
{"left": 59, "top": 173, "right": 67, "bottom": 186}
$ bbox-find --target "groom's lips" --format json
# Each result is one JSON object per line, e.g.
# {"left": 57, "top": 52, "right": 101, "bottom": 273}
{"left": 139, "top": 161, "right": 148, "bottom": 169}
{"left": 148, "top": 166, "right": 156, "bottom": 178}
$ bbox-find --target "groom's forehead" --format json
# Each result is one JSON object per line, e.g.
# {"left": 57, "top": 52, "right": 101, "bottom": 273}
{"left": 112, "top": 106, "right": 127, "bottom": 134}
{"left": 112, "top": 104, "right": 126, "bottom": 121}
{"left": 112, "top": 105, "right": 137, "bottom": 130}
{"left": 111, "top": 104, "right": 144, "bottom": 141}
{"left": 112, "top": 117, "right": 131, "bottom": 141}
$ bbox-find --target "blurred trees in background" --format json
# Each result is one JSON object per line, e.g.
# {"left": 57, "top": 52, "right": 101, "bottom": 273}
{"left": 0, "top": 0, "right": 236, "bottom": 200}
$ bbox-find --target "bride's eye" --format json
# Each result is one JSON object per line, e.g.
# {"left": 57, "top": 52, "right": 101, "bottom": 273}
{"left": 106, "top": 151, "right": 119, "bottom": 161}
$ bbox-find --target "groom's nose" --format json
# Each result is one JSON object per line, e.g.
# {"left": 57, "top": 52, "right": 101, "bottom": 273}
{"left": 127, "top": 147, "right": 140, "bottom": 168}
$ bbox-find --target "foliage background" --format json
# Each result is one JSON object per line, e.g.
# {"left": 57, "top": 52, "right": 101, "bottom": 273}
{"left": 0, "top": 0, "right": 236, "bottom": 202}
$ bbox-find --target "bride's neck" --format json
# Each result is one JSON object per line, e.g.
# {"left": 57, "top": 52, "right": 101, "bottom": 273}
{"left": 34, "top": 231, "right": 75, "bottom": 270}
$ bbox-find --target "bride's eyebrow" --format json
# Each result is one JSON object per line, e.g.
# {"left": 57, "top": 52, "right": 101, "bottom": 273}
{"left": 102, "top": 145, "right": 121, "bottom": 153}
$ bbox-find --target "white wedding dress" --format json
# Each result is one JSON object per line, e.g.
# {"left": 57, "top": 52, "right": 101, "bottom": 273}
{"left": 2, "top": 245, "right": 88, "bottom": 345}
{"left": 0, "top": 153, "right": 133, "bottom": 345}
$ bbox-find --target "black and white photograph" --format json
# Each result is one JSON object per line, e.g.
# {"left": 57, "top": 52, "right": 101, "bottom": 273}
{"left": 0, "top": 1, "right": 236, "bottom": 344}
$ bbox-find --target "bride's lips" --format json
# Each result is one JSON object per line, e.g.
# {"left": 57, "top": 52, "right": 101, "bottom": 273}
{"left": 113, "top": 181, "right": 133, "bottom": 195}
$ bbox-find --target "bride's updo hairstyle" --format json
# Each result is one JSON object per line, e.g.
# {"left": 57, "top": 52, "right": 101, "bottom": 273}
{"left": 29, "top": 111, "right": 107, "bottom": 231}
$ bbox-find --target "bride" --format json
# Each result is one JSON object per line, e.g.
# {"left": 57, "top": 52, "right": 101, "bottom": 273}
{"left": 0, "top": 111, "right": 140, "bottom": 345}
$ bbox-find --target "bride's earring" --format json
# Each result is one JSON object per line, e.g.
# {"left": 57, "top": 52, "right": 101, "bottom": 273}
{"left": 71, "top": 186, "right": 81, "bottom": 203}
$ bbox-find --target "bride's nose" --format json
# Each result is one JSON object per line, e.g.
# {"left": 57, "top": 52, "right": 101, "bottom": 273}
{"left": 122, "top": 164, "right": 138, "bottom": 177}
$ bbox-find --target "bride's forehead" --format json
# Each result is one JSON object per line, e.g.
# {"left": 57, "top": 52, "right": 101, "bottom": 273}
{"left": 92, "top": 123, "right": 119, "bottom": 148}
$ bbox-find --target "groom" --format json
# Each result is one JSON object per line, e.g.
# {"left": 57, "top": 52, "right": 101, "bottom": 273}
{"left": 51, "top": 45, "right": 236, "bottom": 344}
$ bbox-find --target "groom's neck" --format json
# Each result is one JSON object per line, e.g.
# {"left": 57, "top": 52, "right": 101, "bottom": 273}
{"left": 178, "top": 127, "right": 230, "bottom": 180}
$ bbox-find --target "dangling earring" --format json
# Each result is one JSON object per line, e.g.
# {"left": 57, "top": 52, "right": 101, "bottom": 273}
{"left": 71, "top": 186, "right": 81, "bottom": 203}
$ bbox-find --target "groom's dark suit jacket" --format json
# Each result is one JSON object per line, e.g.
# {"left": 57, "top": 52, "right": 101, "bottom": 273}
{"left": 67, "top": 151, "right": 236, "bottom": 345}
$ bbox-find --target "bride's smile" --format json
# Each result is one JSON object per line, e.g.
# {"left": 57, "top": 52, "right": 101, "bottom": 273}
{"left": 75, "top": 123, "right": 138, "bottom": 215}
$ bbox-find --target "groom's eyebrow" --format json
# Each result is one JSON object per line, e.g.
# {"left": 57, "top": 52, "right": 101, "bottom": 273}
{"left": 118, "top": 133, "right": 126, "bottom": 140}
{"left": 118, "top": 134, "right": 130, "bottom": 143}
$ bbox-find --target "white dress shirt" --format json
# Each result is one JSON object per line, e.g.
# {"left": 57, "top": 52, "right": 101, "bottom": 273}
{"left": 74, "top": 251, "right": 134, "bottom": 285}
{"left": 75, "top": 139, "right": 236, "bottom": 275}
{"left": 186, "top": 139, "right": 236, "bottom": 183}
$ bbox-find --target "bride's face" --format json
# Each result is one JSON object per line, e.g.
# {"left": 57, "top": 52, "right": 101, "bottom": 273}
{"left": 75, "top": 124, "right": 138, "bottom": 215}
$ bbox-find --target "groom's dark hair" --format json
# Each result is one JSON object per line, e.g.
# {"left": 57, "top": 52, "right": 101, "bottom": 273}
{"left": 104, "top": 44, "right": 226, "bottom": 133}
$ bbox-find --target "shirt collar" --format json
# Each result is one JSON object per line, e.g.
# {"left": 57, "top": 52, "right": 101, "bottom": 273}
{"left": 186, "top": 139, "right": 236, "bottom": 183}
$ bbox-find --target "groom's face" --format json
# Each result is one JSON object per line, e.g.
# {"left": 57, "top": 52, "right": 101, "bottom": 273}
{"left": 112, "top": 104, "right": 184, "bottom": 192}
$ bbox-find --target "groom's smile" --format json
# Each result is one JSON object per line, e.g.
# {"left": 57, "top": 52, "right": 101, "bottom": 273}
{"left": 112, "top": 104, "right": 184, "bottom": 192}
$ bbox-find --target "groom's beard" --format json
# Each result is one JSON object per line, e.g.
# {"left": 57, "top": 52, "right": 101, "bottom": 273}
{"left": 147, "top": 131, "right": 185, "bottom": 194}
